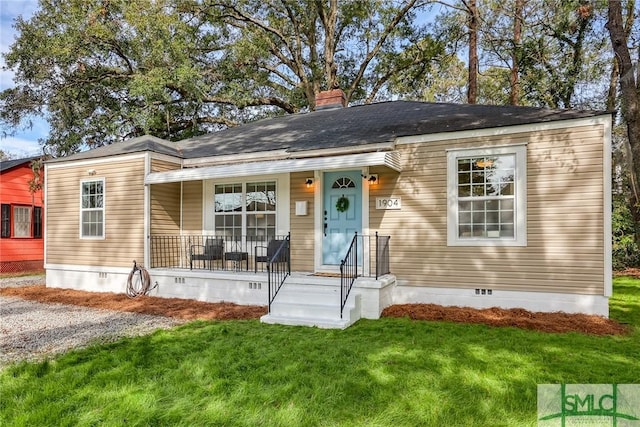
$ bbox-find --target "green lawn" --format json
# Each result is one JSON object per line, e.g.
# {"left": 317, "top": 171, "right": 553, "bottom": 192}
{"left": 1, "top": 278, "right": 639, "bottom": 427}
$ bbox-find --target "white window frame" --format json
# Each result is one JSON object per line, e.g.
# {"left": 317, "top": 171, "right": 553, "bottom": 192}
{"left": 203, "top": 174, "right": 290, "bottom": 236}
{"left": 447, "top": 144, "right": 527, "bottom": 246}
{"left": 13, "top": 206, "right": 32, "bottom": 238}
{"left": 212, "top": 180, "right": 278, "bottom": 241}
{"left": 80, "top": 178, "right": 105, "bottom": 239}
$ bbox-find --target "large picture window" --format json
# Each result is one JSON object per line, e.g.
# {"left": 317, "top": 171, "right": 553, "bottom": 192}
{"left": 214, "top": 181, "right": 276, "bottom": 241}
{"left": 447, "top": 145, "right": 527, "bottom": 246}
{"left": 80, "top": 179, "right": 104, "bottom": 238}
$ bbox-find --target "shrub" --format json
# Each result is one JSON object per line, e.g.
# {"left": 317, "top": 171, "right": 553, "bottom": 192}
{"left": 612, "top": 196, "right": 640, "bottom": 270}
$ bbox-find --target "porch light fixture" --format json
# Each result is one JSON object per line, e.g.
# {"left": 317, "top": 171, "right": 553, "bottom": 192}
{"left": 305, "top": 178, "right": 314, "bottom": 188}
{"left": 87, "top": 169, "right": 96, "bottom": 176}
{"left": 361, "top": 173, "right": 378, "bottom": 185}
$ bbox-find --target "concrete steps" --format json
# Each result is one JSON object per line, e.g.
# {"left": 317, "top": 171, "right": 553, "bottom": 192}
{"left": 260, "top": 276, "right": 361, "bottom": 329}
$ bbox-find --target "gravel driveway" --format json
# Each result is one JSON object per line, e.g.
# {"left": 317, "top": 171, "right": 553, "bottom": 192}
{"left": 0, "top": 276, "right": 184, "bottom": 368}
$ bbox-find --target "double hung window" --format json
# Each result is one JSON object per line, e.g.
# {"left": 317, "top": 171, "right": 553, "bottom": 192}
{"left": 214, "top": 181, "right": 276, "bottom": 241}
{"left": 81, "top": 179, "right": 104, "bottom": 238}
{"left": 447, "top": 145, "right": 527, "bottom": 246}
{"left": 13, "top": 206, "right": 31, "bottom": 237}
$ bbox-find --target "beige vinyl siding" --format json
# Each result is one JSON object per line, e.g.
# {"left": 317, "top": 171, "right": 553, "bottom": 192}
{"left": 150, "top": 183, "right": 180, "bottom": 235}
{"left": 370, "top": 125, "right": 605, "bottom": 295}
{"left": 182, "top": 180, "right": 203, "bottom": 233}
{"left": 290, "top": 171, "right": 314, "bottom": 271}
{"left": 151, "top": 158, "right": 181, "bottom": 173}
{"left": 47, "top": 156, "right": 145, "bottom": 267}
{"left": 150, "top": 160, "right": 202, "bottom": 234}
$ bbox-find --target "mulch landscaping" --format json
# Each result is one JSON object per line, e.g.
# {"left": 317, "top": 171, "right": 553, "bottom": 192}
{"left": 0, "top": 285, "right": 267, "bottom": 321}
{"left": 0, "top": 283, "right": 629, "bottom": 336}
{"left": 615, "top": 268, "right": 640, "bottom": 278}
{"left": 382, "top": 304, "right": 628, "bottom": 336}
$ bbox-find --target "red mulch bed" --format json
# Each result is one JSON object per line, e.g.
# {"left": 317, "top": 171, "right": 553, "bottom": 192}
{"left": 0, "top": 285, "right": 266, "bottom": 320}
{"left": 381, "top": 304, "right": 628, "bottom": 336}
{"left": 0, "top": 284, "right": 629, "bottom": 335}
{"left": 614, "top": 268, "right": 640, "bottom": 279}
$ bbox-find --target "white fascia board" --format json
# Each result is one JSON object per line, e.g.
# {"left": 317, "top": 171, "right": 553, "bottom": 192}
{"left": 396, "top": 115, "right": 612, "bottom": 145}
{"left": 184, "top": 150, "right": 290, "bottom": 167}
{"left": 145, "top": 151, "right": 401, "bottom": 184}
{"left": 287, "top": 142, "right": 395, "bottom": 158}
{"left": 46, "top": 153, "right": 147, "bottom": 169}
{"left": 182, "top": 142, "right": 395, "bottom": 168}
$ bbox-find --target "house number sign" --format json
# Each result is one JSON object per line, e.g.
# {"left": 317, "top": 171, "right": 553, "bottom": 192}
{"left": 376, "top": 197, "right": 401, "bottom": 210}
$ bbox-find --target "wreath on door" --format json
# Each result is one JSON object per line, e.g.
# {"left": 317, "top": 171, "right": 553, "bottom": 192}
{"left": 336, "top": 195, "right": 350, "bottom": 213}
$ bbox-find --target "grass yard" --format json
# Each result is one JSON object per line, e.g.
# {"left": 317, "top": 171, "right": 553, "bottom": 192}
{"left": 1, "top": 278, "right": 639, "bottom": 427}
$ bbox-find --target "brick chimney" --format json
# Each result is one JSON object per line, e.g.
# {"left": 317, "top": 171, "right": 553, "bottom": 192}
{"left": 315, "top": 89, "right": 347, "bottom": 109}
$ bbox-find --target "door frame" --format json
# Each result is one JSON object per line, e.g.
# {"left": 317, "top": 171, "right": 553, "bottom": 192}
{"left": 314, "top": 167, "right": 371, "bottom": 273}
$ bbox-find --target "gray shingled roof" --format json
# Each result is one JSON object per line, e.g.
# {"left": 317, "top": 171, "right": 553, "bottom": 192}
{"left": 52, "top": 101, "right": 609, "bottom": 163}
{"left": 47, "top": 135, "right": 183, "bottom": 163}
{"left": 0, "top": 156, "right": 41, "bottom": 173}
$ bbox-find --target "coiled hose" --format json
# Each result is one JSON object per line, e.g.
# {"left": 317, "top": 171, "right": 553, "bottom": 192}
{"left": 126, "top": 260, "right": 154, "bottom": 298}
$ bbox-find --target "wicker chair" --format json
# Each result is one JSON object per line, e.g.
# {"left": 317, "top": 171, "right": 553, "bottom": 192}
{"left": 190, "top": 238, "right": 224, "bottom": 270}
{"left": 254, "top": 239, "right": 288, "bottom": 273}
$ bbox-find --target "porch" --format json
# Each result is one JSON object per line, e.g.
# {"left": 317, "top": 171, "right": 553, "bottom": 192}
{"left": 149, "top": 233, "right": 389, "bottom": 276}
{"left": 148, "top": 233, "right": 395, "bottom": 328}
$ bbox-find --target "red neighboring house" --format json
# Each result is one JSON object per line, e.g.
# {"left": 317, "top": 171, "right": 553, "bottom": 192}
{"left": 0, "top": 156, "right": 45, "bottom": 273}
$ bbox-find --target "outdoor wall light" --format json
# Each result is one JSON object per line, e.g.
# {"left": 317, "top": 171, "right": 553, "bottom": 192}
{"left": 305, "top": 178, "right": 314, "bottom": 188}
{"left": 368, "top": 174, "right": 378, "bottom": 185}
{"left": 87, "top": 169, "right": 97, "bottom": 176}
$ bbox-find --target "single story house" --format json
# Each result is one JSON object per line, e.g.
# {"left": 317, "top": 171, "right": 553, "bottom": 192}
{"left": 44, "top": 90, "right": 612, "bottom": 328}
{"left": 1, "top": 156, "right": 45, "bottom": 273}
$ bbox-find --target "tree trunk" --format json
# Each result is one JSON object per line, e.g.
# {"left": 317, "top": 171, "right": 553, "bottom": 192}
{"left": 607, "top": 0, "right": 640, "bottom": 244}
{"left": 510, "top": 0, "right": 524, "bottom": 105}
{"left": 467, "top": 0, "right": 478, "bottom": 104}
{"left": 316, "top": 0, "right": 339, "bottom": 90}
{"left": 607, "top": 57, "right": 619, "bottom": 113}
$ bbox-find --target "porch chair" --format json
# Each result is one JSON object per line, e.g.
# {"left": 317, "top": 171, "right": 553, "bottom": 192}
{"left": 190, "top": 238, "right": 224, "bottom": 270}
{"left": 254, "top": 239, "right": 288, "bottom": 273}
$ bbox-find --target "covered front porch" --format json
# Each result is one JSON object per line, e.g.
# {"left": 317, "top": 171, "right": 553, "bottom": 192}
{"left": 149, "top": 233, "right": 389, "bottom": 276}
{"left": 143, "top": 149, "right": 401, "bottom": 327}
{"left": 147, "top": 233, "right": 394, "bottom": 328}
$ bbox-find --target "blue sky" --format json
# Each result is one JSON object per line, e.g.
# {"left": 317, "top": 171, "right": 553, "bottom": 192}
{"left": 0, "top": 0, "right": 46, "bottom": 158}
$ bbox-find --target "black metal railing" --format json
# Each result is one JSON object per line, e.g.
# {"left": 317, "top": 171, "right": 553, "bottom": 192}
{"left": 339, "top": 232, "right": 359, "bottom": 319}
{"left": 149, "top": 234, "right": 288, "bottom": 272}
{"left": 375, "top": 232, "right": 391, "bottom": 279}
{"left": 149, "top": 232, "right": 391, "bottom": 282}
{"left": 267, "top": 233, "right": 291, "bottom": 313}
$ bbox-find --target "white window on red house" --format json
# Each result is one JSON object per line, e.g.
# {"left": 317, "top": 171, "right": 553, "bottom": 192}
{"left": 13, "top": 206, "right": 31, "bottom": 238}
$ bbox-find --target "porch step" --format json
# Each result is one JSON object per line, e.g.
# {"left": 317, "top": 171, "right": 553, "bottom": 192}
{"left": 260, "top": 282, "right": 361, "bottom": 329}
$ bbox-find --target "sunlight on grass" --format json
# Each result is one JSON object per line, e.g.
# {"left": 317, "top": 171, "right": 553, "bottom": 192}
{"left": 1, "top": 278, "right": 639, "bottom": 426}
